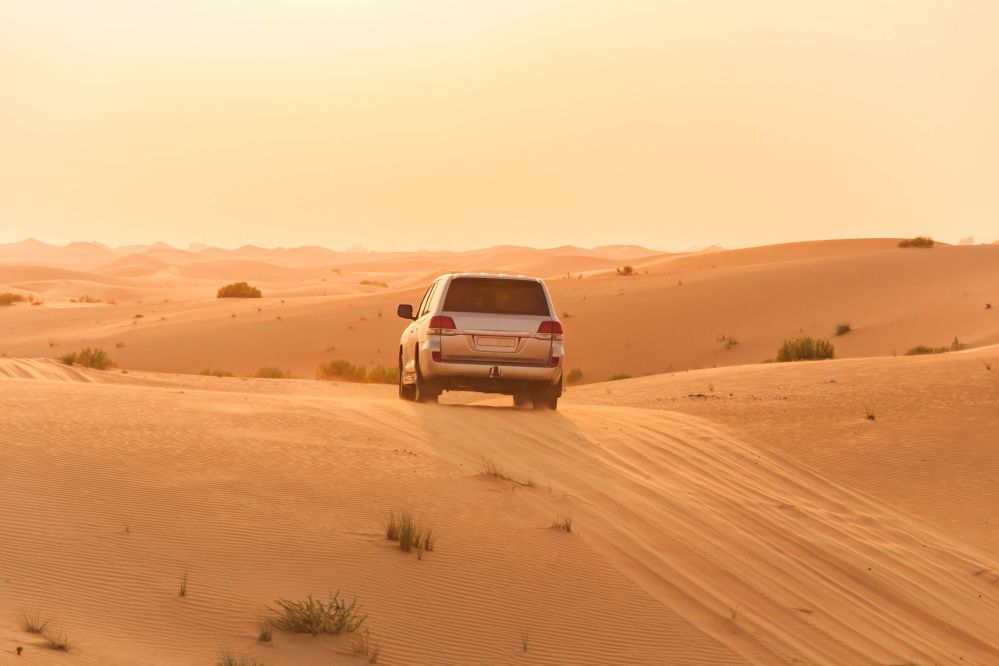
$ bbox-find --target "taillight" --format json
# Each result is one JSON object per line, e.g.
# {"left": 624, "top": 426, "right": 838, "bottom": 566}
{"left": 432, "top": 351, "right": 442, "bottom": 362}
{"left": 428, "top": 315, "right": 458, "bottom": 336}
{"left": 536, "top": 320, "right": 563, "bottom": 341}
{"left": 549, "top": 356, "right": 561, "bottom": 368}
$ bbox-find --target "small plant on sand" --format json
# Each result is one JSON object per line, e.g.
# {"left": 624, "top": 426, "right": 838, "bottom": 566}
{"left": 366, "top": 364, "right": 399, "bottom": 385}
{"left": 567, "top": 367, "right": 583, "bottom": 383}
{"left": 179, "top": 572, "right": 188, "bottom": 597}
{"left": 480, "top": 457, "right": 512, "bottom": 481}
{"left": 552, "top": 514, "right": 573, "bottom": 533}
{"left": 217, "top": 652, "right": 261, "bottom": 666}
{"left": 775, "top": 336, "right": 834, "bottom": 362}
{"left": 864, "top": 405, "right": 876, "bottom": 421}
{"left": 0, "top": 292, "right": 27, "bottom": 306}
{"left": 521, "top": 628, "right": 531, "bottom": 651}
{"left": 217, "top": 282, "right": 261, "bottom": 298}
{"left": 359, "top": 279, "right": 388, "bottom": 288}
{"left": 254, "top": 366, "right": 289, "bottom": 379}
{"left": 22, "top": 613, "right": 50, "bottom": 634}
{"left": 898, "top": 236, "right": 934, "bottom": 248}
{"left": 385, "top": 510, "right": 435, "bottom": 554}
{"left": 44, "top": 632, "right": 73, "bottom": 651}
{"left": 835, "top": 322, "right": 852, "bottom": 336}
{"left": 608, "top": 373, "right": 632, "bottom": 381}
{"left": 59, "top": 347, "right": 114, "bottom": 370}
{"left": 200, "top": 368, "right": 234, "bottom": 377}
{"left": 257, "top": 622, "right": 272, "bottom": 642}
{"left": 718, "top": 334, "right": 739, "bottom": 349}
{"left": 269, "top": 591, "right": 366, "bottom": 635}
{"left": 904, "top": 338, "right": 964, "bottom": 356}
{"left": 315, "top": 359, "right": 367, "bottom": 382}
{"left": 352, "top": 629, "right": 381, "bottom": 663}
{"left": 615, "top": 265, "right": 635, "bottom": 276}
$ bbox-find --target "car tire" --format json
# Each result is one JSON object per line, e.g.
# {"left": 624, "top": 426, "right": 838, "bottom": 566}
{"left": 531, "top": 387, "right": 559, "bottom": 411}
{"left": 413, "top": 354, "right": 438, "bottom": 404}
{"left": 398, "top": 353, "right": 416, "bottom": 401}
{"left": 513, "top": 392, "right": 532, "bottom": 408}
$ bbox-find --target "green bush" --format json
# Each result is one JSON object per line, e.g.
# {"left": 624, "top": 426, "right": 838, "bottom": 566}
{"left": 60, "top": 348, "right": 114, "bottom": 370}
{"left": 898, "top": 236, "right": 934, "bottom": 248}
{"left": 217, "top": 282, "right": 262, "bottom": 298}
{"left": 775, "top": 336, "right": 834, "bottom": 362}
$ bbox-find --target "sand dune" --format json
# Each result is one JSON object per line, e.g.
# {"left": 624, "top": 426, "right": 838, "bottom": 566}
{"left": 2, "top": 351, "right": 997, "bottom": 664}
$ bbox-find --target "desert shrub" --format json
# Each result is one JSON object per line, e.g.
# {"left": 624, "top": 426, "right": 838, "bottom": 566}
{"left": 835, "top": 322, "right": 852, "bottom": 336}
{"left": 615, "top": 265, "right": 635, "bottom": 276}
{"left": 775, "top": 336, "right": 834, "bottom": 362}
{"left": 898, "top": 236, "right": 934, "bottom": 248}
{"left": 199, "top": 368, "right": 233, "bottom": 377}
{"left": 367, "top": 364, "right": 399, "bottom": 384}
{"left": 60, "top": 348, "right": 114, "bottom": 370}
{"left": 0, "top": 292, "right": 26, "bottom": 306}
{"left": 216, "top": 282, "right": 262, "bottom": 298}
{"left": 44, "top": 633, "right": 73, "bottom": 651}
{"left": 22, "top": 613, "right": 49, "bottom": 634}
{"left": 217, "top": 652, "right": 261, "bottom": 666}
{"left": 360, "top": 279, "right": 388, "bottom": 288}
{"left": 567, "top": 368, "right": 583, "bottom": 383}
{"left": 905, "top": 338, "right": 965, "bottom": 356}
{"left": 551, "top": 514, "right": 573, "bottom": 533}
{"left": 316, "top": 359, "right": 367, "bottom": 382}
{"left": 254, "top": 366, "right": 289, "bottom": 379}
{"left": 257, "top": 622, "right": 272, "bottom": 642}
{"left": 385, "top": 509, "right": 435, "bottom": 554}
{"left": 608, "top": 373, "right": 632, "bottom": 381}
{"left": 268, "top": 591, "right": 366, "bottom": 635}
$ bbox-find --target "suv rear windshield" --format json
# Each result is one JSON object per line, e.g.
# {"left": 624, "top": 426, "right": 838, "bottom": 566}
{"left": 443, "top": 278, "right": 551, "bottom": 316}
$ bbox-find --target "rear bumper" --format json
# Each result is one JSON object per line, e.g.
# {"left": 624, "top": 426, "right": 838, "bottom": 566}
{"left": 417, "top": 344, "right": 563, "bottom": 393}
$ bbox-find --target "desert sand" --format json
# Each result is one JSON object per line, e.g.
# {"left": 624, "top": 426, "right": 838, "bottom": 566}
{"left": 2, "top": 239, "right": 998, "bottom": 664}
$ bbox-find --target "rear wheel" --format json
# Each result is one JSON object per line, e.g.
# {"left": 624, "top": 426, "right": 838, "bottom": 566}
{"left": 531, "top": 386, "right": 559, "bottom": 411}
{"left": 513, "top": 392, "right": 532, "bottom": 408}
{"left": 398, "top": 352, "right": 416, "bottom": 401}
{"left": 413, "top": 355, "right": 438, "bottom": 404}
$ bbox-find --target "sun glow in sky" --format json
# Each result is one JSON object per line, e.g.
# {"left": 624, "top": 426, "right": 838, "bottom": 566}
{"left": 2, "top": 1, "right": 997, "bottom": 250}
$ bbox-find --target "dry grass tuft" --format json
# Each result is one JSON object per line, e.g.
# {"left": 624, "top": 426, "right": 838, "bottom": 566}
{"left": 268, "top": 591, "right": 366, "bottom": 635}
{"left": 200, "top": 368, "right": 234, "bottom": 377}
{"left": 0, "top": 292, "right": 27, "bottom": 306}
{"left": 552, "top": 514, "right": 573, "bottom": 533}
{"left": 44, "top": 632, "right": 73, "bottom": 651}
{"left": 22, "top": 613, "right": 50, "bottom": 634}
{"left": 835, "top": 322, "right": 852, "bottom": 336}
{"left": 352, "top": 629, "right": 381, "bottom": 663}
{"left": 253, "top": 366, "right": 289, "bottom": 379}
{"left": 385, "top": 510, "right": 435, "bottom": 554}
{"left": 217, "top": 652, "right": 261, "bottom": 666}
{"left": 257, "top": 622, "right": 272, "bottom": 642}
{"left": 567, "top": 367, "right": 583, "bottom": 383}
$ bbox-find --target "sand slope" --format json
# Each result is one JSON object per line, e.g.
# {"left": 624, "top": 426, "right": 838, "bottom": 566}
{"left": 2, "top": 353, "right": 997, "bottom": 665}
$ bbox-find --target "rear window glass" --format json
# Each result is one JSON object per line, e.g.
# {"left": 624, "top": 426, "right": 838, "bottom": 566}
{"left": 443, "top": 278, "right": 551, "bottom": 316}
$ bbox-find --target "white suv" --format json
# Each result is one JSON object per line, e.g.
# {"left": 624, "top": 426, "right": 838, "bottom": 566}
{"left": 397, "top": 273, "right": 564, "bottom": 409}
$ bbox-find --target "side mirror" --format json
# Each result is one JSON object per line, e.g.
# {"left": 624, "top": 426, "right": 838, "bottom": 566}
{"left": 397, "top": 304, "right": 415, "bottom": 320}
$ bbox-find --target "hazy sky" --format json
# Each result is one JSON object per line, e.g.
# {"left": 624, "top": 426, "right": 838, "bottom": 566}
{"left": 1, "top": 1, "right": 997, "bottom": 250}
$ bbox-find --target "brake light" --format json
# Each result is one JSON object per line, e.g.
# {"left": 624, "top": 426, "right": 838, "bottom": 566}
{"left": 549, "top": 356, "right": 560, "bottom": 368}
{"left": 536, "top": 320, "right": 563, "bottom": 341}
{"left": 432, "top": 351, "right": 442, "bottom": 362}
{"left": 428, "top": 315, "right": 457, "bottom": 336}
